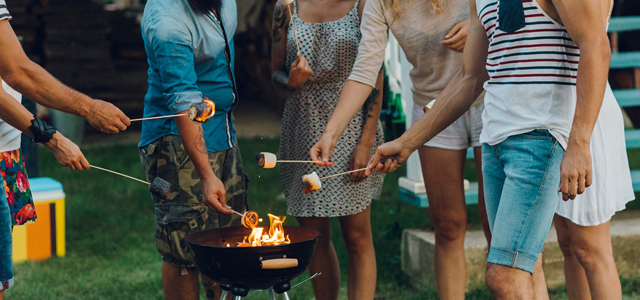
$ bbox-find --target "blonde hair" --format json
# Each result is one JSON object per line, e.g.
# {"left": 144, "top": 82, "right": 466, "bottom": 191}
{"left": 385, "top": 0, "right": 447, "bottom": 20}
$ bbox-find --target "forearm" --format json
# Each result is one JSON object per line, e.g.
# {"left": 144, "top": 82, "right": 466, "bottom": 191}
{"left": 399, "top": 71, "right": 486, "bottom": 152}
{"left": 325, "top": 80, "right": 374, "bottom": 142}
{"left": 568, "top": 44, "right": 610, "bottom": 146}
{"left": 359, "top": 71, "right": 384, "bottom": 147}
{"left": 4, "top": 62, "right": 93, "bottom": 118}
{"left": 0, "top": 91, "right": 36, "bottom": 138}
{"left": 175, "top": 112, "right": 217, "bottom": 182}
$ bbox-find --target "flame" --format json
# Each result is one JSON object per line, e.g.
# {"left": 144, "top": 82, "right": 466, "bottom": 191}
{"left": 193, "top": 98, "right": 216, "bottom": 122}
{"left": 238, "top": 213, "right": 291, "bottom": 247}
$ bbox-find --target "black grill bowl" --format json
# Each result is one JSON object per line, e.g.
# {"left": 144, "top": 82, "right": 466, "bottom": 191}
{"left": 185, "top": 226, "right": 319, "bottom": 291}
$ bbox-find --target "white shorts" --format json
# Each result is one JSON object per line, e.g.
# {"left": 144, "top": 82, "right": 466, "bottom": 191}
{"left": 411, "top": 103, "right": 484, "bottom": 150}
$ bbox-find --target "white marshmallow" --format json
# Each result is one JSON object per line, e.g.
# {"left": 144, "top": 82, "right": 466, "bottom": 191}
{"left": 257, "top": 152, "right": 277, "bottom": 168}
{"left": 302, "top": 171, "right": 321, "bottom": 193}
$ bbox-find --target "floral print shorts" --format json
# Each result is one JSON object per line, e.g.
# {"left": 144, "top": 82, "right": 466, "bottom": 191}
{"left": 0, "top": 149, "right": 35, "bottom": 226}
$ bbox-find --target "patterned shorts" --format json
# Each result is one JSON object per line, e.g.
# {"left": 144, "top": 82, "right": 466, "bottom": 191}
{"left": 0, "top": 149, "right": 35, "bottom": 226}
{"left": 139, "top": 135, "right": 248, "bottom": 268}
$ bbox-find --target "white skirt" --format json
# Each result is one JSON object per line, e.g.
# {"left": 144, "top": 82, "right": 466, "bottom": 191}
{"left": 556, "top": 83, "right": 635, "bottom": 226}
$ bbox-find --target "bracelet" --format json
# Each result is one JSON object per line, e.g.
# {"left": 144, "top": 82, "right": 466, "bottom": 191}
{"left": 28, "top": 115, "right": 57, "bottom": 143}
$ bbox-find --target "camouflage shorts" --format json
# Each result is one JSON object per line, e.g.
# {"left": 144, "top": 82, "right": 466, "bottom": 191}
{"left": 139, "top": 135, "right": 248, "bottom": 268}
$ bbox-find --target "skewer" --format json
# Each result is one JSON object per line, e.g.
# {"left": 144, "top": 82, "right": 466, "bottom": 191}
{"left": 282, "top": 0, "right": 301, "bottom": 53}
{"left": 89, "top": 165, "right": 172, "bottom": 199}
{"left": 89, "top": 165, "right": 150, "bottom": 185}
{"left": 319, "top": 168, "right": 368, "bottom": 180}
{"left": 129, "top": 114, "right": 187, "bottom": 122}
{"left": 276, "top": 160, "right": 323, "bottom": 163}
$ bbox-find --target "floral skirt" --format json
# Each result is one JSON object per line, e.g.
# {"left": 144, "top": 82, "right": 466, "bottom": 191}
{"left": 0, "top": 149, "right": 35, "bottom": 226}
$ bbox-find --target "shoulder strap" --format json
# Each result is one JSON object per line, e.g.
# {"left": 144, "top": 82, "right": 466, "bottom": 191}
{"left": 353, "top": 0, "right": 360, "bottom": 9}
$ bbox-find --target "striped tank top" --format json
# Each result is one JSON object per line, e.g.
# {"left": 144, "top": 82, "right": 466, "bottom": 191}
{"left": 477, "top": 0, "right": 578, "bottom": 148}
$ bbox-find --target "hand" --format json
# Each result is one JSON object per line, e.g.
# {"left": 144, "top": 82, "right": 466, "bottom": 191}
{"left": 44, "top": 132, "right": 90, "bottom": 171}
{"left": 202, "top": 176, "right": 232, "bottom": 214}
{"left": 287, "top": 53, "right": 314, "bottom": 89}
{"left": 558, "top": 142, "right": 592, "bottom": 201}
{"left": 349, "top": 142, "right": 374, "bottom": 182}
{"left": 365, "top": 138, "right": 413, "bottom": 176}
{"left": 310, "top": 134, "right": 336, "bottom": 166}
{"left": 440, "top": 20, "right": 470, "bottom": 52}
{"left": 85, "top": 99, "right": 131, "bottom": 134}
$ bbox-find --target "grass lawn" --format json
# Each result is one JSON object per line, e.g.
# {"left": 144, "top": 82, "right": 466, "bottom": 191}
{"left": 5, "top": 138, "right": 640, "bottom": 299}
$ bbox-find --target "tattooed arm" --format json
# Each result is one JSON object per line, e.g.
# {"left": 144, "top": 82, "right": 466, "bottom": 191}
{"left": 271, "top": 0, "right": 313, "bottom": 90}
{"left": 350, "top": 68, "right": 384, "bottom": 182}
{"left": 175, "top": 111, "right": 231, "bottom": 214}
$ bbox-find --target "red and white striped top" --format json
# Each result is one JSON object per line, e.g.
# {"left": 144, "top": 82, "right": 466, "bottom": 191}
{"left": 477, "top": 0, "right": 578, "bottom": 148}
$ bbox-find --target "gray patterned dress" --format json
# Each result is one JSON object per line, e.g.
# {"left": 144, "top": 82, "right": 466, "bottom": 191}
{"left": 280, "top": 0, "right": 385, "bottom": 217}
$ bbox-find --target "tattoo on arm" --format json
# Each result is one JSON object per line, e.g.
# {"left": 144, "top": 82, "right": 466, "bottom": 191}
{"left": 272, "top": 70, "right": 289, "bottom": 89}
{"left": 195, "top": 125, "right": 208, "bottom": 155}
{"left": 362, "top": 88, "right": 379, "bottom": 125}
{"left": 272, "top": 2, "right": 288, "bottom": 43}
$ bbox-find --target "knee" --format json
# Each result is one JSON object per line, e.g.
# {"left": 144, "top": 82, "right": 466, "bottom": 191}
{"left": 557, "top": 233, "right": 576, "bottom": 258}
{"left": 342, "top": 228, "right": 373, "bottom": 255}
{"left": 485, "top": 264, "right": 509, "bottom": 294}
{"left": 433, "top": 216, "right": 466, "bottom": 243}
{"left": 571, "top": 240, "right": 609, "bottom": 271}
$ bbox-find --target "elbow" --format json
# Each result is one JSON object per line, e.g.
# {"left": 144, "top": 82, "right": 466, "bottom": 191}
{"left": 3, "top": 63, "right": 33, "bottom": 92}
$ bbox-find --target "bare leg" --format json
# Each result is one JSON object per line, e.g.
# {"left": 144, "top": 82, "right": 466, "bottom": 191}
{"left": 532, "top": 254, "right": 550, "bottom": 300}
{"left": 554, "top": 215, "right": 592, "bottom": 299}
{"left": 557, "top": 215, "right": 621, "bottom": 300}
{"left": 486, "top": 262, "right": 534, "bottom": 299}
{"left": 162, "top": 263, "right": 199, "bottom": 300}
{"left": 473, "top": 147, "right": 492, "bottom": 247}
{"left": 418, "top": 146, "right": 468, "bottom": 300}
{"left": 338, "top": 205, "right": 376, "bottom": 300}
{"left": 0, "top": 290, "right": 3, "bottom": 300}
{"left": 297, "top": 217, "right": 340, "bottom": 300}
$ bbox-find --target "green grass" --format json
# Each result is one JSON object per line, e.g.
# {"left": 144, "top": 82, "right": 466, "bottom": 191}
{"left": 5, "top": 138, "right": 640, "bottom": 299}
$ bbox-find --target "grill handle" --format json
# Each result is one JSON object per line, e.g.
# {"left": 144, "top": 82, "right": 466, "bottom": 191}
{"left": 260, "top": 258, "right": 299, "bottom": 269}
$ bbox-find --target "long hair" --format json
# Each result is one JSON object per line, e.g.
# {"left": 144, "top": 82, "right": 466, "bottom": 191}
{"left": 188, "top": 0, "right": 222, "bottom": 14}
{"left": 384, "top": 0, "right": 447, "bottom": 20}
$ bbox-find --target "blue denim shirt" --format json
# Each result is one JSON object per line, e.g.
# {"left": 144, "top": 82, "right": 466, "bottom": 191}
{"left": 139, "top": 0, "right": 238, "bottom": 152}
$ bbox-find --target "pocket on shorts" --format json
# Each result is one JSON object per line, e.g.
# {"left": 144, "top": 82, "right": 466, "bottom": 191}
{"left": 154, "top": 206, "right": 212, "bottom": 267}
{"left": 155, "top": 203, "right": 207, "bottom": 224}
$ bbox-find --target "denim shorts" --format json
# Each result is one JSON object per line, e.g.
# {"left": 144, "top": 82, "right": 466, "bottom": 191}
{"left": 482, "top": 130, "right": 564, "bottom": 273}
{"left": 0, "top": 180, "right": 14, "bottom": 290}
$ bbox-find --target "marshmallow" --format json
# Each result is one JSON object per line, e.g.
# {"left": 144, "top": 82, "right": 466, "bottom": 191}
{"left": 150, "top": 177, "right": 171, "bottom": 199}
{"left": 423, "top": 99, "right": 436, "bottom": 113}
{"left": 188, "top": 98, "right": 215, "bottom": 123}
{"left": 302, "top": 171, "right": 321, "bottom": 193}
{"left": 256, "top": 152, "right": 277, "bottom": 168}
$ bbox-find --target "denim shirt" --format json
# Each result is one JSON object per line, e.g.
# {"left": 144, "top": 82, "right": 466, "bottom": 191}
{"left": 139, "top": 0, "right": 238, "bottom": 152}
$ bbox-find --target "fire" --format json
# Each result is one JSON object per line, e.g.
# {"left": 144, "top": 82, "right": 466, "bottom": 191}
{"left": 188, "top": 97, "right": 216, "bottom": 123}
{"left": 200, "top": 98, "right": 215, "bottom": 121}
{"left": 238, "top": 213, "right": 291, "bottom": 247}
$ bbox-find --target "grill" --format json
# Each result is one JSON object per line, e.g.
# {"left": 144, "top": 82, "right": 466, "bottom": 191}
{"left": 185, "top": 225, "right": 320, "bottom": 299}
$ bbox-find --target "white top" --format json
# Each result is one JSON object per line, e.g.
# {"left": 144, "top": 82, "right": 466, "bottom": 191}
{"left": 477, "top": 0, "right": 579, "bottom": 148}
{"left": 0, "top": 3, "right": 23, "bottom": 153}
{"left": 348, "top": 0, "right": 482, "bottom": 107}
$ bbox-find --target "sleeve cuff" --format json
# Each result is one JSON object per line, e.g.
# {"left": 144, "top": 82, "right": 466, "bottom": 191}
{"left": 347, "top": 74, "right": 377, "bottom": 89}
{"left": 164, "top": 91, "right": 203, "bottom": 114}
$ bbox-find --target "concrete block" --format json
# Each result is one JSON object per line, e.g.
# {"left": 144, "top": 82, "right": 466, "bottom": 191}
{"left": 402, "top": 213, "right": 640, "bottom": 290}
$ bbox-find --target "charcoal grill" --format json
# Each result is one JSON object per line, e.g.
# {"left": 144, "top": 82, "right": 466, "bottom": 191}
{"left": 185, "top": 225, "right": 319, "bottom": 299}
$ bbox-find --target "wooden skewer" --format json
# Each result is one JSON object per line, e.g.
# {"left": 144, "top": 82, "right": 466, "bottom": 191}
{"left": 277, "top": 160, "right": 323, "bottom": 163}
{"left": 129, "top": 114, "right": 187, "bottom": 122}
{"left": 319, "top": 168, "right": 368, "bottom": 180}
{"left": 287, "top": 4, "right": 301, "bottom": 53}
{"left": 89, "top": 165, "right": 150, "bottom": 185}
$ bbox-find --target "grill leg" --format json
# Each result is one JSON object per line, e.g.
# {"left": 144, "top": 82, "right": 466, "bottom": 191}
{"left": 282, "top": 292, "right": 290, "bottom": 300}
{"left": 233, "top": 296, "right": 242, "bottom": 300}
{"left": 220, "top": 290, "right": 228, "bottom": 300}
{"left": 268, "top": 288, "right": 277, "bottom": 300}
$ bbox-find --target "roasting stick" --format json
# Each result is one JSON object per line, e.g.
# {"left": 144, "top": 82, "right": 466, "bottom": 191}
{"left": 129, "top": 114, "right": 187, "bottom": 122}
{"left": 89, "top": 165, "right": 151, "bottom": 185}
{"left": 282, "top": 0, "right": 301, "bottom": 53}
{"left": 319, "top": 168, "right": 368, "bottom": 180}
{"left": 276, "top": 160, "right": 323, "bottom": 163}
